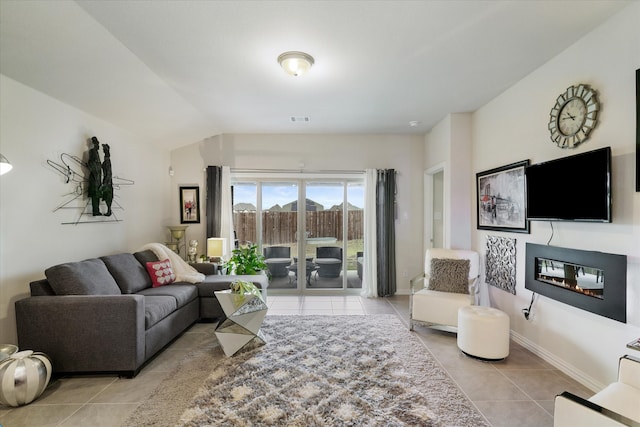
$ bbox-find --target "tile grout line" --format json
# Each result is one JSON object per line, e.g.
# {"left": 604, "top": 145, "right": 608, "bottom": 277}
{"left": 492, "top": 367, "right": 560, "bottom": 417}
{"left": 387, "top": 300, "right": 495, "bottom": 427}
{"left": 54, "top": 376, "right": 119, "bottom": 426}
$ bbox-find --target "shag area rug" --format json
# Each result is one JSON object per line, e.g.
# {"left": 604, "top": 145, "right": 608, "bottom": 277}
{"left": 125, "top": 315, "right": 489, "bottom": 426}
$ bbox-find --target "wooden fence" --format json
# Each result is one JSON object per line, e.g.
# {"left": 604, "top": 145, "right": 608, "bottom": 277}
{"left": 234, "top": 210, "right": 363, "bottom": 245}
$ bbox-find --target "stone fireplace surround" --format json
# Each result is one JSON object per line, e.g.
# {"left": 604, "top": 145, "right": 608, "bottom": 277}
{"left": 525, "top": 243, "right": 627, "bottom": 323}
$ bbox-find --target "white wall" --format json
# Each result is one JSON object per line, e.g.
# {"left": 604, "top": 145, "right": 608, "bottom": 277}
{"left": 0, "top": 75, "right": 170, "bottom": 344}
{"left": 169, "top": 133, "right": 425, "bottom": 293}
{"left": 470, "top": 3, "right": 640, "bottom": 389}
{"left": 424, "top": 113, "right": 473, "bottom": 250}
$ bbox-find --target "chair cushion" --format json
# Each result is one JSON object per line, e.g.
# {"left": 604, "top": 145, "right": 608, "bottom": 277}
{"left": 45, "top": 258, "right": 121, "bottom": 295}
{"left": 589, "top": 382, "right": 640, "bottom": 423}
{"left": 101, "top": 253, "right": 152, "bottom": 294}
{"left": 427, "top": 258, "right": 470, "bottom": 294}
{"left": 412, "top": 289, "right": 472, "bottom": 327}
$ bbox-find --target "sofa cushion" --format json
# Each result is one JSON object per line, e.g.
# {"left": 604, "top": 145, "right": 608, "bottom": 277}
{"left": 29, "top": 279, "right": 55, "bottom": 296}
{"left": 45, "top": 258, "right": 121, "bottom": 296}
{"left": 137, "top": 283, "right": 198, "bottom": 308}
{"left": 427, "top": 258, "right": 470, "bottom": 294}
{"left": 133, "top": 249, "right": 159, "bottom": 266}
{"left": 144, "top": 295, "right": 178, "bottom": 329}
{"left": 145, "top": 260, "right": 176, "bottom": 287}
{"left": 101, "top": 253, "right": 152, "bottom": 294}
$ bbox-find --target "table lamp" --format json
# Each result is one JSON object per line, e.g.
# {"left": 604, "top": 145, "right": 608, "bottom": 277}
{"left": 207, "top": 237, "right": 227, "bottom": 263}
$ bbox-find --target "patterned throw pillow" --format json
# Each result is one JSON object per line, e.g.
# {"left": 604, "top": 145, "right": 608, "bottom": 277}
{"left": 427, "top": 258, "right": 470, "bottom": 294}
{"left": 145, "top": 260, "right": 176, "bottom": 287}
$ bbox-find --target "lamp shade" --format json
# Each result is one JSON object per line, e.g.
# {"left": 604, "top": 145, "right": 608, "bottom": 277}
{"left": 277, "top": 51, "right": 314, "bottom": 77}
{"left": 0, "top": 154, "right": 13, "bottom": 175}
{"left": 207, "top": 238, "right": 227, "bottom": 259}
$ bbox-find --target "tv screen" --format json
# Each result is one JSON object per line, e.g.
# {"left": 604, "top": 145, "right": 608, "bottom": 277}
{"left": 525, "top": 147, "right": 611, "bottom": 222}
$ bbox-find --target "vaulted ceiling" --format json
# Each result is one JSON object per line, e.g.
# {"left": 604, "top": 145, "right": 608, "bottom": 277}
{"left": 0, "top": 1, "right": 631, "bottom": 148}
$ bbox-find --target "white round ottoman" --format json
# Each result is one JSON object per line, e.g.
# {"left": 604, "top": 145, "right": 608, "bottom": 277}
{"left": 457, "top": 305, "right": 510, "bottom": 360}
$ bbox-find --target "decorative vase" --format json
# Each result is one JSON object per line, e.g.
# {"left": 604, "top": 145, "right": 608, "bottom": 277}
{"left": 0, "top": 350, "right": 52, "bottom": 407}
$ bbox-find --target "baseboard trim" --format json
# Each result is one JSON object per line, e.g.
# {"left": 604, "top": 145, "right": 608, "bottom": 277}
{"left": 510, "top": 330, "right": 604, "bottom": 393}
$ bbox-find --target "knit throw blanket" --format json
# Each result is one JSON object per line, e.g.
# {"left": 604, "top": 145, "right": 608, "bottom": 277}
{"left": 139, "top": 243, "right": 205, "bottom": 283}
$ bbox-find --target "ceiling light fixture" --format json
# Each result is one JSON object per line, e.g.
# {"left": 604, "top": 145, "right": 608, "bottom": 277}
{"left": 0, "top": 154, "right": 13, "bottom": 175}
{"left": 278, "top": 51, "right": 314, "bottom": 77}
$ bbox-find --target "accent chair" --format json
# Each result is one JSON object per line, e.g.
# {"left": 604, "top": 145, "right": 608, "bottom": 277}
{"left": 409, "top": 248, "right": 479, "bottom": 332}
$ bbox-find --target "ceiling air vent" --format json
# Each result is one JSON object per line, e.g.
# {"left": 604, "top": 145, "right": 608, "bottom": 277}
{"left": 290, "top": 116, "right": 310, "bottom": 123}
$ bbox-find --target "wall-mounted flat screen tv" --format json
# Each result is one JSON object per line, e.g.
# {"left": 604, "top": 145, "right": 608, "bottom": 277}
{"left": 525, "top": 147, "right": 611, "bottom": 222}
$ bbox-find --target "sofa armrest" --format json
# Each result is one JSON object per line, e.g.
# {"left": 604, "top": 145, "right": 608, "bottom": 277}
{"left": 554, "top": 392, "right": 639, "bottom": 427}
{"left": 15, "top": 295, "right": 146, "bottom": 375}
{"left": 619, "top": 354, "right": 640, "bottom": 389}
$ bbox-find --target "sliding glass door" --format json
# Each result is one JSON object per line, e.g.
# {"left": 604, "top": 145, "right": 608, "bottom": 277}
{"left": 261, "top": 182, "right": 298, "bottom": 289}
{"left": 231, "top": 173, "right": 364, "bottom": 293}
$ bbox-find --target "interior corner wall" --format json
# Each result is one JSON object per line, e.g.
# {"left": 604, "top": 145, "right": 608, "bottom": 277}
{"left": 470, "top": 3, "right": 640, "bottom": 390}
{"left": 0, "top": 75, "right": 170, "bottom": 344}
{"left": 169, "top": 133, "right": 425, "bottom": 294}
{"left": 424, "top": 113, "right": 473, "bottom": 250}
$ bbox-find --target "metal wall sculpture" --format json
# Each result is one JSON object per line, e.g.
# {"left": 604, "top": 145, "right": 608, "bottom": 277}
{"left": 486, "top": 235, "right": 517, "bottom": 294}
{"left": 46, "top": 136, "right": 133, "bottom": 224}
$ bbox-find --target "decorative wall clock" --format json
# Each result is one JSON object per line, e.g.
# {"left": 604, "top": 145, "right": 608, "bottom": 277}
{"left": 548, "top": 83, "right": 600, "bottom": 149}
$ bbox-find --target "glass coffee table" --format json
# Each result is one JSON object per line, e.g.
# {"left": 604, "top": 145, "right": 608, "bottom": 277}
{"left": 214, "top": 290, "right": 268, "bottom": 356}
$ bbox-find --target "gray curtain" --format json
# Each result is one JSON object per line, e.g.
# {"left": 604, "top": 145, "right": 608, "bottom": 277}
{"left": 376, "top": 169, "right": 396, "bottom": 296}
{"left": 206, "top": 166, "right": 222, "bottom": 238}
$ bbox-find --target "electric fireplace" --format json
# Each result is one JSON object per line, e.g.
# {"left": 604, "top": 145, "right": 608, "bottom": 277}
{"left": 525, "top": 243, "right": 627, "bottom": 323}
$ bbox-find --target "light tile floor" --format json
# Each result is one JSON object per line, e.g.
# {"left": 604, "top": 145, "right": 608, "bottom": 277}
{"left": 0, "top": 295, "right": 593, "bottom": 427}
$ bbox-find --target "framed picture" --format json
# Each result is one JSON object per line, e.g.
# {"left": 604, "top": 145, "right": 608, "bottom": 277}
{"left": 179, "top": 186, "right": 200, "bottom": 224}
{"left": 476, "top": 160, "right": 530, "bottom": 233}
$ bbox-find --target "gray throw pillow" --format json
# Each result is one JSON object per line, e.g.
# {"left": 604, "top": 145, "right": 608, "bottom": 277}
{"left": 101, "top": 253, "right": 152, "bottom": 294}
{"left": 427, "top": 258, "right": 470, "bottom": 294}
{"left": 45, "top": 258, "right": 121, "bottom": 295}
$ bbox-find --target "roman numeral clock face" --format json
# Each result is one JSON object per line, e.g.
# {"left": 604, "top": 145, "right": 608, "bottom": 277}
{"left": 548, "top": 84, "right": 600, "bottom": 149}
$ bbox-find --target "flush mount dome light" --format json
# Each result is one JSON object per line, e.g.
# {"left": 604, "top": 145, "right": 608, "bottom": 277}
{"left": 278, "top": 51, "right": 314, "bottom": 77}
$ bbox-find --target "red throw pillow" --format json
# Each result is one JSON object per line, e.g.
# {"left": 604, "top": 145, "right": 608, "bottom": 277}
{"left": 145, "top": 260, "right": 176, "bottom": 287}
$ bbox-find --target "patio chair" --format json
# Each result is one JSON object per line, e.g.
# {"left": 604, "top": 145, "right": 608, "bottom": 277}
{"left": 263, "top": 246, "right": 292, "bottom": 278}
{"left": 315, "top": 246, "right": 343, "bottom": 278}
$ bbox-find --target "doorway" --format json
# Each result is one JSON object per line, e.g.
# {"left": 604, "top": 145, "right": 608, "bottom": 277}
{"left": 424, "top": 164, "right": 445, "bottom": 250}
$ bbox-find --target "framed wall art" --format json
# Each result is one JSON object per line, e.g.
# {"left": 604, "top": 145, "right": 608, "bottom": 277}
{"left": 180, "top": 186, "right": 200, "bottom": 224}
{"left": 486, "top": 235, "right": 517, "bottom": 294}
{"left": 476, "top": 160, "right": 529, "bottom": 233}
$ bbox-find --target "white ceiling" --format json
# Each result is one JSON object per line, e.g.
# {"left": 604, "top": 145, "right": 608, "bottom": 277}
{"left": 0, "top": 0, "right": 631, "bottom": 148}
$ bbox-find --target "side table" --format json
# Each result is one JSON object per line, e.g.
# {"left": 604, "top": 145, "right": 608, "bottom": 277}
{"left": 214, "top": 290, "right": 268, "bottom": 356}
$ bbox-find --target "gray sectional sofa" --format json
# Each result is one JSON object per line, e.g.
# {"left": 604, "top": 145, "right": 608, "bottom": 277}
{"left": 15, "top": 250, "right": 268, "bottom": 377}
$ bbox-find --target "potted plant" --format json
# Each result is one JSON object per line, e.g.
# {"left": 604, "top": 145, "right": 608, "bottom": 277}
{"left": 224, "top": 243, "right": 269, "bottom": 276}
{"left": 229, "top": 279, "right": 263, "bottom": 301}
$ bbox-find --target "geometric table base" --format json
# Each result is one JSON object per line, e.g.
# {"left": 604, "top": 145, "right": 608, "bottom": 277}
{"left": 214, "top": 290, "right": 268, "bottom": 356}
